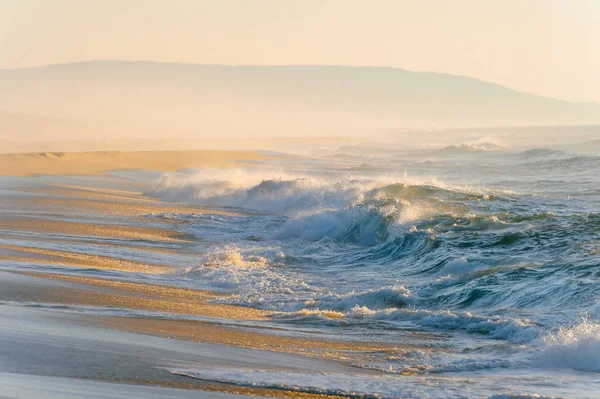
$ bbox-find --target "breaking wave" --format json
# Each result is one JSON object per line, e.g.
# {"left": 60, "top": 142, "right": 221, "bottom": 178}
{"left": 152, "top": 161, "right": 600, "bottom": 397}
{"left": 535, "top": 317, "right": 600, "bottom": 372}
{"left": 276, "top": 306, "right": 540, "bottom": 343}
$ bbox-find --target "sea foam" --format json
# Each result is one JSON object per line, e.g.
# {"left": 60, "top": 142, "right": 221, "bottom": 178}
{"left": 536, "top": 317, "right": 600, "bottom": 372}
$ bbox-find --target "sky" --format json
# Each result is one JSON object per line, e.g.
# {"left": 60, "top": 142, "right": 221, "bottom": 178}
{"left": 0, "top": 0, "right": 598, "bottom": 103}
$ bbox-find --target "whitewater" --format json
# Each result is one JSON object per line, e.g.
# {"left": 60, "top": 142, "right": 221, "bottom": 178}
{"left": 144, "top": 145, "right": 600, "bottom": 397}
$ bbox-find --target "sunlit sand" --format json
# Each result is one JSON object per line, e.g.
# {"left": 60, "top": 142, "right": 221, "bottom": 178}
{"left": 0, "top": 150, "right": 282, "bottom": 176}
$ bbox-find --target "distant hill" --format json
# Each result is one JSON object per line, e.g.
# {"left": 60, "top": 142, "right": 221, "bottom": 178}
{"left": 1, "top": 61, "right": 599, "bottom": 140}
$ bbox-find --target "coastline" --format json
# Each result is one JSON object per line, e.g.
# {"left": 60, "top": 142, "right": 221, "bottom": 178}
{"left": 0, "top": 151, "right": 389, "bottom": 398}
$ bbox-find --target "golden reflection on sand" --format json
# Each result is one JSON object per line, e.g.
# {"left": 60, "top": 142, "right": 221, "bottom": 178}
{"left": 14, "top": 271, "right": 269, "bottom": 320}
{"left": 0, "top": 232, "right": 194, "bottom": 255}
{"left": 0, "top": 244, "right": 174, "bottom": 273}
{"left": 0, "top": 217, "right": 194, "bottom": 242}
{"left": 99, "top": 316, "right": 394, "bottom": 363}
{"left": 0, "top": 195, "right": 245, "bottom": 217}
{"left": 0, "top": 150, "right": 282, "bottom": 177}
{"left": 10, "top": 271, "right": 394, "bottom": 361}
{"left": 82, "top": 376, "right": 355, "bottom": 399}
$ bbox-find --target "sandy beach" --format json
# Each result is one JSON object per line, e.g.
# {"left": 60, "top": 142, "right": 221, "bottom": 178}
{"left": 0, "top": 150, "right": 391, "bottom": 399}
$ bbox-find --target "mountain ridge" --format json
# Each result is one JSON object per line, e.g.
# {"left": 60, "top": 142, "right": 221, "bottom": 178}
{"left": 1, "top": 60, "right": 599, "bottom": 138}
{"left": 2, "top": 60, "right": 596, "bottom": 107}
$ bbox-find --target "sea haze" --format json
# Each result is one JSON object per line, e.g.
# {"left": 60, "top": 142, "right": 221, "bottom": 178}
{"left": 1, "top": 61, "right": 600, "bottom": 144}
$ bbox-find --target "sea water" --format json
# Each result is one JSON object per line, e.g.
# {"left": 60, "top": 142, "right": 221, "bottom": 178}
{"left": 148, "top": 145, "right": 600, "bottom": 398}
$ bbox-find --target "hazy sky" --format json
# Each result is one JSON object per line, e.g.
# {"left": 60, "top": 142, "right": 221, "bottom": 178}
{"left": 1, "top": 0, "right": 598, "bottom": 103}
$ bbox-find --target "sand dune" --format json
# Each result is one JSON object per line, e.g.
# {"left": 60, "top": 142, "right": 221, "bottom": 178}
{"left": 0, "top": 150, "right": 282, "bottom": 176}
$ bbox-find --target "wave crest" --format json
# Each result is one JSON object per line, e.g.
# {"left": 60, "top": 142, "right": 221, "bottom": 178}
{"left": 304, "top": 286, "right": 414, "bottom": 312}
{"left": 536, "top": 317, "right": 600, "bottom": 372}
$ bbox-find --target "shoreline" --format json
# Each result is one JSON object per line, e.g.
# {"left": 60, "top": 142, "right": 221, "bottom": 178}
{"left": 0, "top": 269, "right": 387, "bottom": 398}
{"left": 2, "top": 270, "right": 392, "bottom": 356}
{"left": 0, "top": 149, "right": 285, "bottom": 176}
{"left": 0, "top": 165, "right": 392, "bottom": 398}
{"left": 0, "top": 151, "right": 404, "bottom": 399}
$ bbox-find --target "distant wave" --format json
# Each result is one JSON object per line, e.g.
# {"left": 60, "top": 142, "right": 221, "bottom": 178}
{"left": 436, "top": 143, "right": 505, "bottom": 155}
{"left": 516, "top": 148, "right": 565, "bottom": 159}
{"left": 521, "top": 154, "right": 599, "bottom": 169}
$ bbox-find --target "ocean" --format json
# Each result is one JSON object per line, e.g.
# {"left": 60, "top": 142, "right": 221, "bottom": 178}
{"left": 149, "top": 144, "right": 600, "bottom": 397}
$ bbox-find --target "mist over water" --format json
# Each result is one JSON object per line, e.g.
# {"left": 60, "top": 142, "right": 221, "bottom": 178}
{"left": 144, "top": 143, "right": 600, "bottom": 397}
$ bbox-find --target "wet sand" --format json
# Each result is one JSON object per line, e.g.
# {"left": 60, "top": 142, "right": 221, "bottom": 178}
{"left": 1, "top": 186, "right": 246, "bottom": 217}
{"left": 2, "top": 271, "right": 268, "bottom": 320}
{"left": 0, "top": 298, "right": 362, "bottom": 399}
{"left": 0, "top": 217, "right": 195, "bottom": 242}
{"left": 0, "top": 271, "right": 383, "bottom": 398}
{"left": 0, "top": 244, "right": 175, "bottom": 273}
{"left": 1, "top": 270, "right": 390, "bottom": 356}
